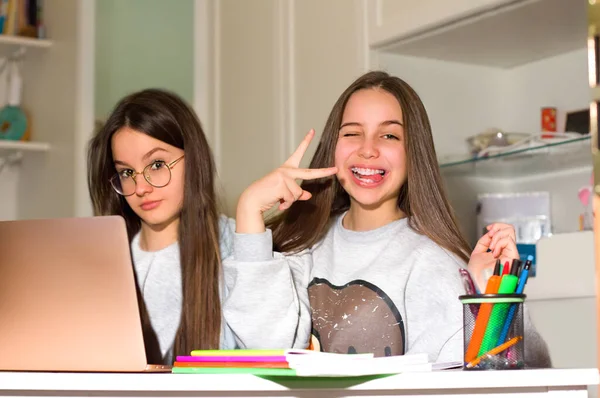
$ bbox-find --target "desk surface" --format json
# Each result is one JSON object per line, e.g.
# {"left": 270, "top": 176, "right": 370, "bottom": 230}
{"left": 0, "top": 368, "right": 598, "bottom": 393}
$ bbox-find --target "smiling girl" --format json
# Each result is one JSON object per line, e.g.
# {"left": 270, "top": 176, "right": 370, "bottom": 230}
{"left": 223, "top": 71, "right": 550, "bottom": 366}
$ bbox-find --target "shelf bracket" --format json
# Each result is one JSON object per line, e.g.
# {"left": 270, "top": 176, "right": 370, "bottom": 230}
{"left": 0, "top": 150, "right": 23, "bottom": 173}
{"left": 9, "top": 46, "right": 26, "bottom": 61}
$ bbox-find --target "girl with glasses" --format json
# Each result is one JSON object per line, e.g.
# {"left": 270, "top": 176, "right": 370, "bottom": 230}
{"left": 225, "top": 71, "right": 551, "bottom": 367}
{"left": 87, "top": 89, "right": 235, "bottom": 364}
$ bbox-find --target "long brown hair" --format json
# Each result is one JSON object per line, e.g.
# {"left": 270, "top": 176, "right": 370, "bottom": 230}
{"left": 268, "top": 71, "right": 471, "bottom": 263}
{"left": 88, "top": 89, "right": 222, "bottom": 363}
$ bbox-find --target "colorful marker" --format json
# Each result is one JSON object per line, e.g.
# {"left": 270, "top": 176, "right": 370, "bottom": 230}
{"left": 465, "top": 260, "right": 502, "bottom": 362}
{"left": 497, "top": 256, "right": 532, "bottom": 345}
{"left": 478, "top": 259, "right": 520, "bottom": 356}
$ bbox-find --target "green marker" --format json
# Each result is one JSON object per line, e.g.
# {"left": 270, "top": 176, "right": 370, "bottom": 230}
{"left": 478, "top": 259, "right": 521, "bottom": 356}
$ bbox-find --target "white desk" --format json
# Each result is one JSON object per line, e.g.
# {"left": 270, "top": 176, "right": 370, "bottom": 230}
{"left": 0, "top": 368, "right": 598, "bottom": 397}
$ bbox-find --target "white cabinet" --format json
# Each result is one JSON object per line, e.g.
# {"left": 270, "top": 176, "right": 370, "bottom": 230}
{"left": 367, "top": 0, "right": 514, "bottom": 48}
{"left": 370, "top": 0, "right": 586, "bottom": 68}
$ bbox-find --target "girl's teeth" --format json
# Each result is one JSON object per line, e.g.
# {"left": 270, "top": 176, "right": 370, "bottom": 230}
{"left": 351, "top": 167, "right": 384, "bottom": 175}
{"left": 351, "top": 167, "right": 385, "bottom": 184}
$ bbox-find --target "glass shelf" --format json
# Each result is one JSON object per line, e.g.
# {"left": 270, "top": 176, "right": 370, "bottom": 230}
{"left": 439, "top": 135, "right": 592, "bottom": 178}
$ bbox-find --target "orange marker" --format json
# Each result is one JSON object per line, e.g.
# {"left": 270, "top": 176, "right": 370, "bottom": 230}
{"left": 465, "top": 260, "right": 502, "bottom": 362}
{"left": 466, "top": 335, "right": 523, "bottom": 369}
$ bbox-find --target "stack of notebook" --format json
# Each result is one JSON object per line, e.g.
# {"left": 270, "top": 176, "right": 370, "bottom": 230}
{"left": 173, "top": 349, "right": 458, "bottom": 377}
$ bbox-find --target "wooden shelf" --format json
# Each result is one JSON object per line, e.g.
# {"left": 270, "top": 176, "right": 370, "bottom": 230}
{"left": 0, "top": 140, "right": 50, "bottom": 152}
{"left": 0, "top": 35, "right": 52, "bottom": 48}
{"left": 379, "top": 0, "right": 586, "bottom": 69}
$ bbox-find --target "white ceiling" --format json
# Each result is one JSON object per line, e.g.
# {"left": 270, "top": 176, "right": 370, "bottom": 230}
{"left": 381, "top": 0, "right": 588, "bottom": 69}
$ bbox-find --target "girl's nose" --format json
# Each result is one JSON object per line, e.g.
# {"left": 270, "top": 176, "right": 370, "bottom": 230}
{"left": 134, "top": 174, "right": 153, "bottom": 197}
{"left": 357, "top": 138, "right": 379, "bottom": 159}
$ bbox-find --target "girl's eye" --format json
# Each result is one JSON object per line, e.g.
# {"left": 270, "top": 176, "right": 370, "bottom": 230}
{"left": 150, "top": 160, "right": 166, "bottom": 171}
{"left": 382, "top": 134, "right": 400, "bottom": 140}
{"left": 118, "top": 169, "right": 134, "bottom": 178}
{"left": 341, "top": 131, "right": 360, "bottom": 137}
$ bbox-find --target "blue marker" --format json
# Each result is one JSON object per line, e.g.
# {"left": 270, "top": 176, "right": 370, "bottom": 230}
{"left": 515, "top": 256, "right": 532, "bottom": 294}
{"left": 497, "top": 255, "right": 532, "bottom": 345}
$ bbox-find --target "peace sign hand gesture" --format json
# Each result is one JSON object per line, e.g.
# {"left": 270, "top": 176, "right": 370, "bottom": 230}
{"left": 236, "top": 129, "right": 338, "bottom": 234}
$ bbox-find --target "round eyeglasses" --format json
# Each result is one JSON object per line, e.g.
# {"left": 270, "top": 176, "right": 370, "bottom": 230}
{"left": 110, "top": 155, "right": 184, "bottom": 196}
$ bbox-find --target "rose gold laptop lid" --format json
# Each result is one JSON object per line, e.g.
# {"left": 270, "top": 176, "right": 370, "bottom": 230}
{"left": 0, "top": 216, "right": 157, "bottom": 372}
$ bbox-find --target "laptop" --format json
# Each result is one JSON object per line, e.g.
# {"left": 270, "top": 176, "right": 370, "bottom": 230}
{"left": 0, "top": 216, "right": 170, "bottom": 372}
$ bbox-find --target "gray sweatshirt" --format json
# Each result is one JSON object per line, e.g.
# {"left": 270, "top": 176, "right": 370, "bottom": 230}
{"left": 131, "top": 215, "right": 237, "bottom": 362}
{"left": 223, "top": 214, "right": 552, "bottom": 366}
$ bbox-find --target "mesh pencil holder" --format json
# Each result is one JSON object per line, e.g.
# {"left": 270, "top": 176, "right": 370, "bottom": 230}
{"left": 459, "top": 294, "right": 525, "bottom": 370}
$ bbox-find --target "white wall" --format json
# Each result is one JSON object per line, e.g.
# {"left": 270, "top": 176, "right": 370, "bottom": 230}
{"left": 217, "top": 0, "right": 282, "bottom": 215}
{"left": 292, "top": 0, "right": 368, "bottom": 167}
{"left": 501, "top": 48, "right": 590, "bottom": 133}
{"left": 95, "top": 0, "right": 194, "bottom": 121}
{"left": 0, "top": 165, "right": 18, "bottom": 221}
{"left": 443, "top": 175, "right": 511, "bottom": 245}
{"left": 377, "top": 53, "right": 505, "bottom": 158}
